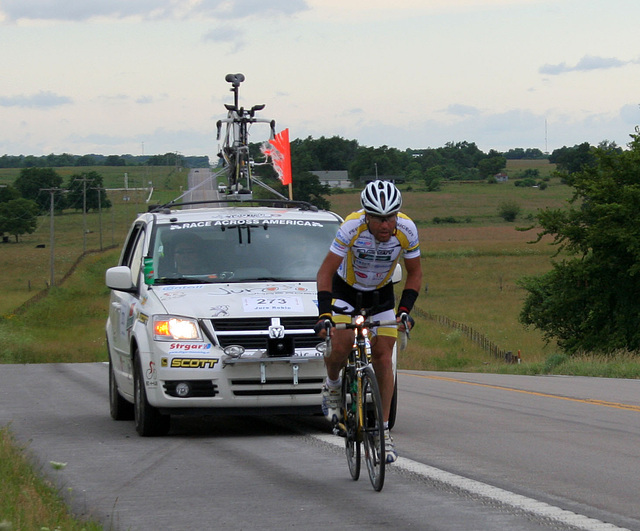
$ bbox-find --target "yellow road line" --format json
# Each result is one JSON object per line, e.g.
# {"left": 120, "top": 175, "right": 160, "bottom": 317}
{"left": 404, "top": 373, "right": 640, "bottom": 413}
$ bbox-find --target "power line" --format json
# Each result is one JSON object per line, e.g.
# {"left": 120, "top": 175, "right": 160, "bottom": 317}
{"left": 73, "top": 176, "right": 95, "bottom": 254}
{"left": 39, "top": 187, "right": 61, "bottom": 287}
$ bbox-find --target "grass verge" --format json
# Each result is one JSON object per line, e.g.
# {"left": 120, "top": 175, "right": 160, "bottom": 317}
{"left": 0, "top": 425, "right": 103, "bottom": 531}
{"left": 0, "top": 249, "right": 119, "bottom": 364}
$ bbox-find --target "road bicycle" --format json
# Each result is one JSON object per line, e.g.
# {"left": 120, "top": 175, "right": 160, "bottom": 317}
{"left": 320, "top": 307, "right": 411, "bottom": 492}
{"left": 216, "top": 73, "right": 276, "bottom": 198}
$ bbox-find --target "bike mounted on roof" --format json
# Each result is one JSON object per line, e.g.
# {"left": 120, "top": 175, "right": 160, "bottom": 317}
{"left": 152, "top": 74, "right": 291, "bottom": 211}
{"left": 215, "top": 73, "right": 282, "bottom": 200}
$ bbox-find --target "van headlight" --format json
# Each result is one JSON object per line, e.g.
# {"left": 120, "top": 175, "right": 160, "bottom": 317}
{"left": 153, "top": 315, "right": 200, "bottom": 340}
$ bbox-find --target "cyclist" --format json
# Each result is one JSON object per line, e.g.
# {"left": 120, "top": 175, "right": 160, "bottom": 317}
{"left": 316, "top": 180, "right": 422, "bottom": 463}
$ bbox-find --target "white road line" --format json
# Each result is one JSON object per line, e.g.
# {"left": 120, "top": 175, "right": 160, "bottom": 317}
{"left": 313, "top": 433, "right": 630, "bottom": 531}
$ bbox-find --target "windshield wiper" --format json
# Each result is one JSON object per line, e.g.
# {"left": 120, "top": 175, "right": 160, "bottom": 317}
{"left": 155, "top": 277, "right": 209, "bottom": 285}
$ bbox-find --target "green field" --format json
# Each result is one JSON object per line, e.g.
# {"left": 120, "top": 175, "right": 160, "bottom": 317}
{"left": 329, "top": 178, "right": 573, "bottom": 369}
{"left": 0, "top": 165, "right": 188, "bottom": 191}
{"left": 2, "top": 164, "right": 638, "bottom": 376}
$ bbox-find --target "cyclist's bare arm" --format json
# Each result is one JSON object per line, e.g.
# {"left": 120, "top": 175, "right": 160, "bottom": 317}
{"left": 314, "top": 251, "right": 344, "bottom": 339}
{"left": 403, "top": 255, "right": 423, "bottom": 294}
{"left": 394, "top": 255, "right": 421, "bottom": 331}
{"left": 316, "top": 251, "right": 343, "bottom": 294}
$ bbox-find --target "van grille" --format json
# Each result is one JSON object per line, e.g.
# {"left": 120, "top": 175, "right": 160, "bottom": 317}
{"left": 230, "top": 377, "right": 324, "bottom": 396}
{"left": 210, "top": 316, "right": 320, "bottom": 354}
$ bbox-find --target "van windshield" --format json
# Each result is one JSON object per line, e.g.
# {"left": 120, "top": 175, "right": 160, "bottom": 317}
{"left": 149, "top": 218, "right": 340, "bottom": 283}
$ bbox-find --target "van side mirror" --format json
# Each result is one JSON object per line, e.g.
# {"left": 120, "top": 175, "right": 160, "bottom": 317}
{"left": 106, "top": 266, "right": 136, "bottom": 293}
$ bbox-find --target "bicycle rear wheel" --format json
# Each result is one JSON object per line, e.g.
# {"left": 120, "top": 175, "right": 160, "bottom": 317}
{"left": 361, "top": 365, "right": 385, "bottom": 491}
{"left": 342, "top": 365, "right": 360, "bottom": 481}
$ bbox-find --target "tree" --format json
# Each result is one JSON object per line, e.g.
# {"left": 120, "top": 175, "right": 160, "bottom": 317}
{"left": 14, "top": 167, "right": 67, "bottom": 213}
{"left": 503, "top": 147, "right": 546, "bottom": 159}
{"left": 66, "top": 171, "right": 112, "bottom": 212}
{"left": 519, "top": 130, "right": 640, "bottom": 354}
{"left": 75, "top": 154, "right": 97, "bottom": 166}
{"left": 146, "top": 153, "right": 185, "bottom": 166}
{"left": 348, "top": 145, "right": 410, "bottom": 181}
{"left": 549, "top": 142, "right": 596, "bottom": 175}
{"left": 423, "top": 166, "right": 444, "bottom": 191}
{"left": 0, "top": 184, "right": 21, "bottom": 203}
{"left": 497, "top": 201, "right": 521, "bottom": 222}
{"left": 271, "top": 170, "right": 331, "bottom": 210}
{"left": 0, "top": 198, "right": 39, "bottom": 242}
{"left": 478, "top": 151, "right": 506, "bottom": 179}
{"left": 288, "top": 136, "right": 359, "bottom": 173}
{"left": 105, "top": 155, "right": 126, "bottom": 166}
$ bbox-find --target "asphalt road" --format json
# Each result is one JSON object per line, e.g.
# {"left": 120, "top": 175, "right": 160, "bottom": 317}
{"left": 1, "top": 364, "right": 638, "bottom": 531}
{"left": 182, "top": 167, "right": 219, "bottom": 204}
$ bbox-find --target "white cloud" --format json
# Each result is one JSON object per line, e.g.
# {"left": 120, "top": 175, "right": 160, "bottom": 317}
{"left": 540, "top": 55, "right": 632, "bottom": 75}
{"left": 0, "top": 0, "right": 309, "bottom": 22}
{"left": 306, "top": 0, "right": 544, "bottom": 19}
{"left": 202, "top": 24, "right": 246, "bottom": 52}
{"left": 445, "top": 104, "right": 480, "bottom": 117}
{"left": 0, "top": 91, "right": 72, "bottom": 108}
{"left": 202, "top": 0, "right": 309, "bottom": 19}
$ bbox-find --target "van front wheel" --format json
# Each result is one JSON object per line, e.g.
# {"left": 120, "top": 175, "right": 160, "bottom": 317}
{"left": 134, "top": 353, "right": 170, "bottom": 436}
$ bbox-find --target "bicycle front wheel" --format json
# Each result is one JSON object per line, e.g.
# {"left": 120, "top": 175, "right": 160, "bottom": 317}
{"left": 342, "top": 365, "right": 360, "bottom": 481}
{"left": 361, "top": 365, "right": 385, "bottom": 491}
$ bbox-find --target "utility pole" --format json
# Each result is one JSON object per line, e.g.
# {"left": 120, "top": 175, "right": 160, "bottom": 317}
{"left": 91, "top": 186, "right": 103, "bottom": 251}
{"left": 40, "top": 188, "right": 60, "bottom": 287}
{"left": 74, "top": 176, "right": 94, "bottom": 254}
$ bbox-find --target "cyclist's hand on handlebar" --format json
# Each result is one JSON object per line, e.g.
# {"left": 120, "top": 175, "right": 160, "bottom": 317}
{"left": 396, "top": 312, "right": 415, "bottom": 333}
{"left": 314, "top": 316, "right": 334, "bottom": 338}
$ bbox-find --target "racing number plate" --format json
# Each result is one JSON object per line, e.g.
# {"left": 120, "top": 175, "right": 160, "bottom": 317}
{"left": 242, "top": 296, "right": 303, "bottom": 313}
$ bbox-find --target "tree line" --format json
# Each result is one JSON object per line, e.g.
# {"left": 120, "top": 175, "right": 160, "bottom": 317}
{"left": 0, "top": 137, "right": 620, "bottom": 243}
{"left": 0, "top": 169, "right": 111, "bottom": 242}
{"left": 0, "top": 153, "right": 210, "bottom": 169}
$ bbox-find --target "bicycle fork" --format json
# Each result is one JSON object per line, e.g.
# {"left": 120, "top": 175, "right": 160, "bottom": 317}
{"left": 334, "top": 363, "right": 360, "bottom": 438}
{"left": 354, "top": 369, "right": 365, "bottom": 443}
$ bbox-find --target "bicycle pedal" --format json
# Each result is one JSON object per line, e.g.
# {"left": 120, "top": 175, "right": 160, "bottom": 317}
{"left": 332, "top": 422, "right": 347, "bottom": 437}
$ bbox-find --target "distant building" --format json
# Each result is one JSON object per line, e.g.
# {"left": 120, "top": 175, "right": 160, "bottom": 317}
{"left": 494, "top": 172, "right": 509, "bottom": 182}
{"left": 311, "top": 170, "right": 352, "bottom": 188}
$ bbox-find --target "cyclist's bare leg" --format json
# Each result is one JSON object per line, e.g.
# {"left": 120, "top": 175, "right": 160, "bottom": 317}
{"left": 370, "top": 334, "right": 396, "bottom": 423}
{"left": 324, "top": 328, "right": 354, "bottom": 382}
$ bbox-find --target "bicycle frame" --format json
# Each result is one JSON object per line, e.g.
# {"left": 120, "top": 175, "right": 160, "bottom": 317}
{"left": 347, "top": 316, "right": 385, "bottom": 433}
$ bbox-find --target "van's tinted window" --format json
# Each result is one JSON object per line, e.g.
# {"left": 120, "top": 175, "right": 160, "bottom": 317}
{"left": 149, "top": 219, "right": 339, "bottom": 283}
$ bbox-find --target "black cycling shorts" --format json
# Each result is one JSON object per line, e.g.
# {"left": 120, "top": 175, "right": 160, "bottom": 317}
{"left": 331, "top": 274, "right": 395, "bottom": 315}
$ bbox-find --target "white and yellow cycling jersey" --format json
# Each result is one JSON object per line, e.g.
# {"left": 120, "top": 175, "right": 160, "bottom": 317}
{"left": 329, "top": 210, "right": 421, "bottom": 291}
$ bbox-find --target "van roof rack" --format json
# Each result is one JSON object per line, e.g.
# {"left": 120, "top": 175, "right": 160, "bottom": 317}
{"left": 148, "top": 198, "right": 319, "bottom": 214}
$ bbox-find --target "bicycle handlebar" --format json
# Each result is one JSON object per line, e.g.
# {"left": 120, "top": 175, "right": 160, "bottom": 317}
{"left": 334, "top": 319, "right": 399, "bottom": 330}
{"left": 318, "top": 312, "right": 411, "bottom": 331}
{"left": 316, "top": 311, "right": 413, "bottom": 342}
{"left": 316, "top": 312, "right": 412, "bottom": 357}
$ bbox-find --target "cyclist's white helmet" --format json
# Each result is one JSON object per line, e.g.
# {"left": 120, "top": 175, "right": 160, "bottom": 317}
{"left": 360, "top": 180, "right": 402, "bottom": 216}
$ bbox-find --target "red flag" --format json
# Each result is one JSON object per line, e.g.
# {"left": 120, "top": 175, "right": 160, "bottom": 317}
{"left": 262, "top": 128, "right": 292, "bottom": 186}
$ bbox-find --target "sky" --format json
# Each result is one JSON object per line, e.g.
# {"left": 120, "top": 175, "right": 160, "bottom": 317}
{"left": 1, "top": 0, "right": 640, "bottom": 159}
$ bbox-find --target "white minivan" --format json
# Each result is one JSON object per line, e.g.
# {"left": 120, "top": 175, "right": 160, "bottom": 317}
{"left": 105, "top": 200, "right": 342, "bottom": 435}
